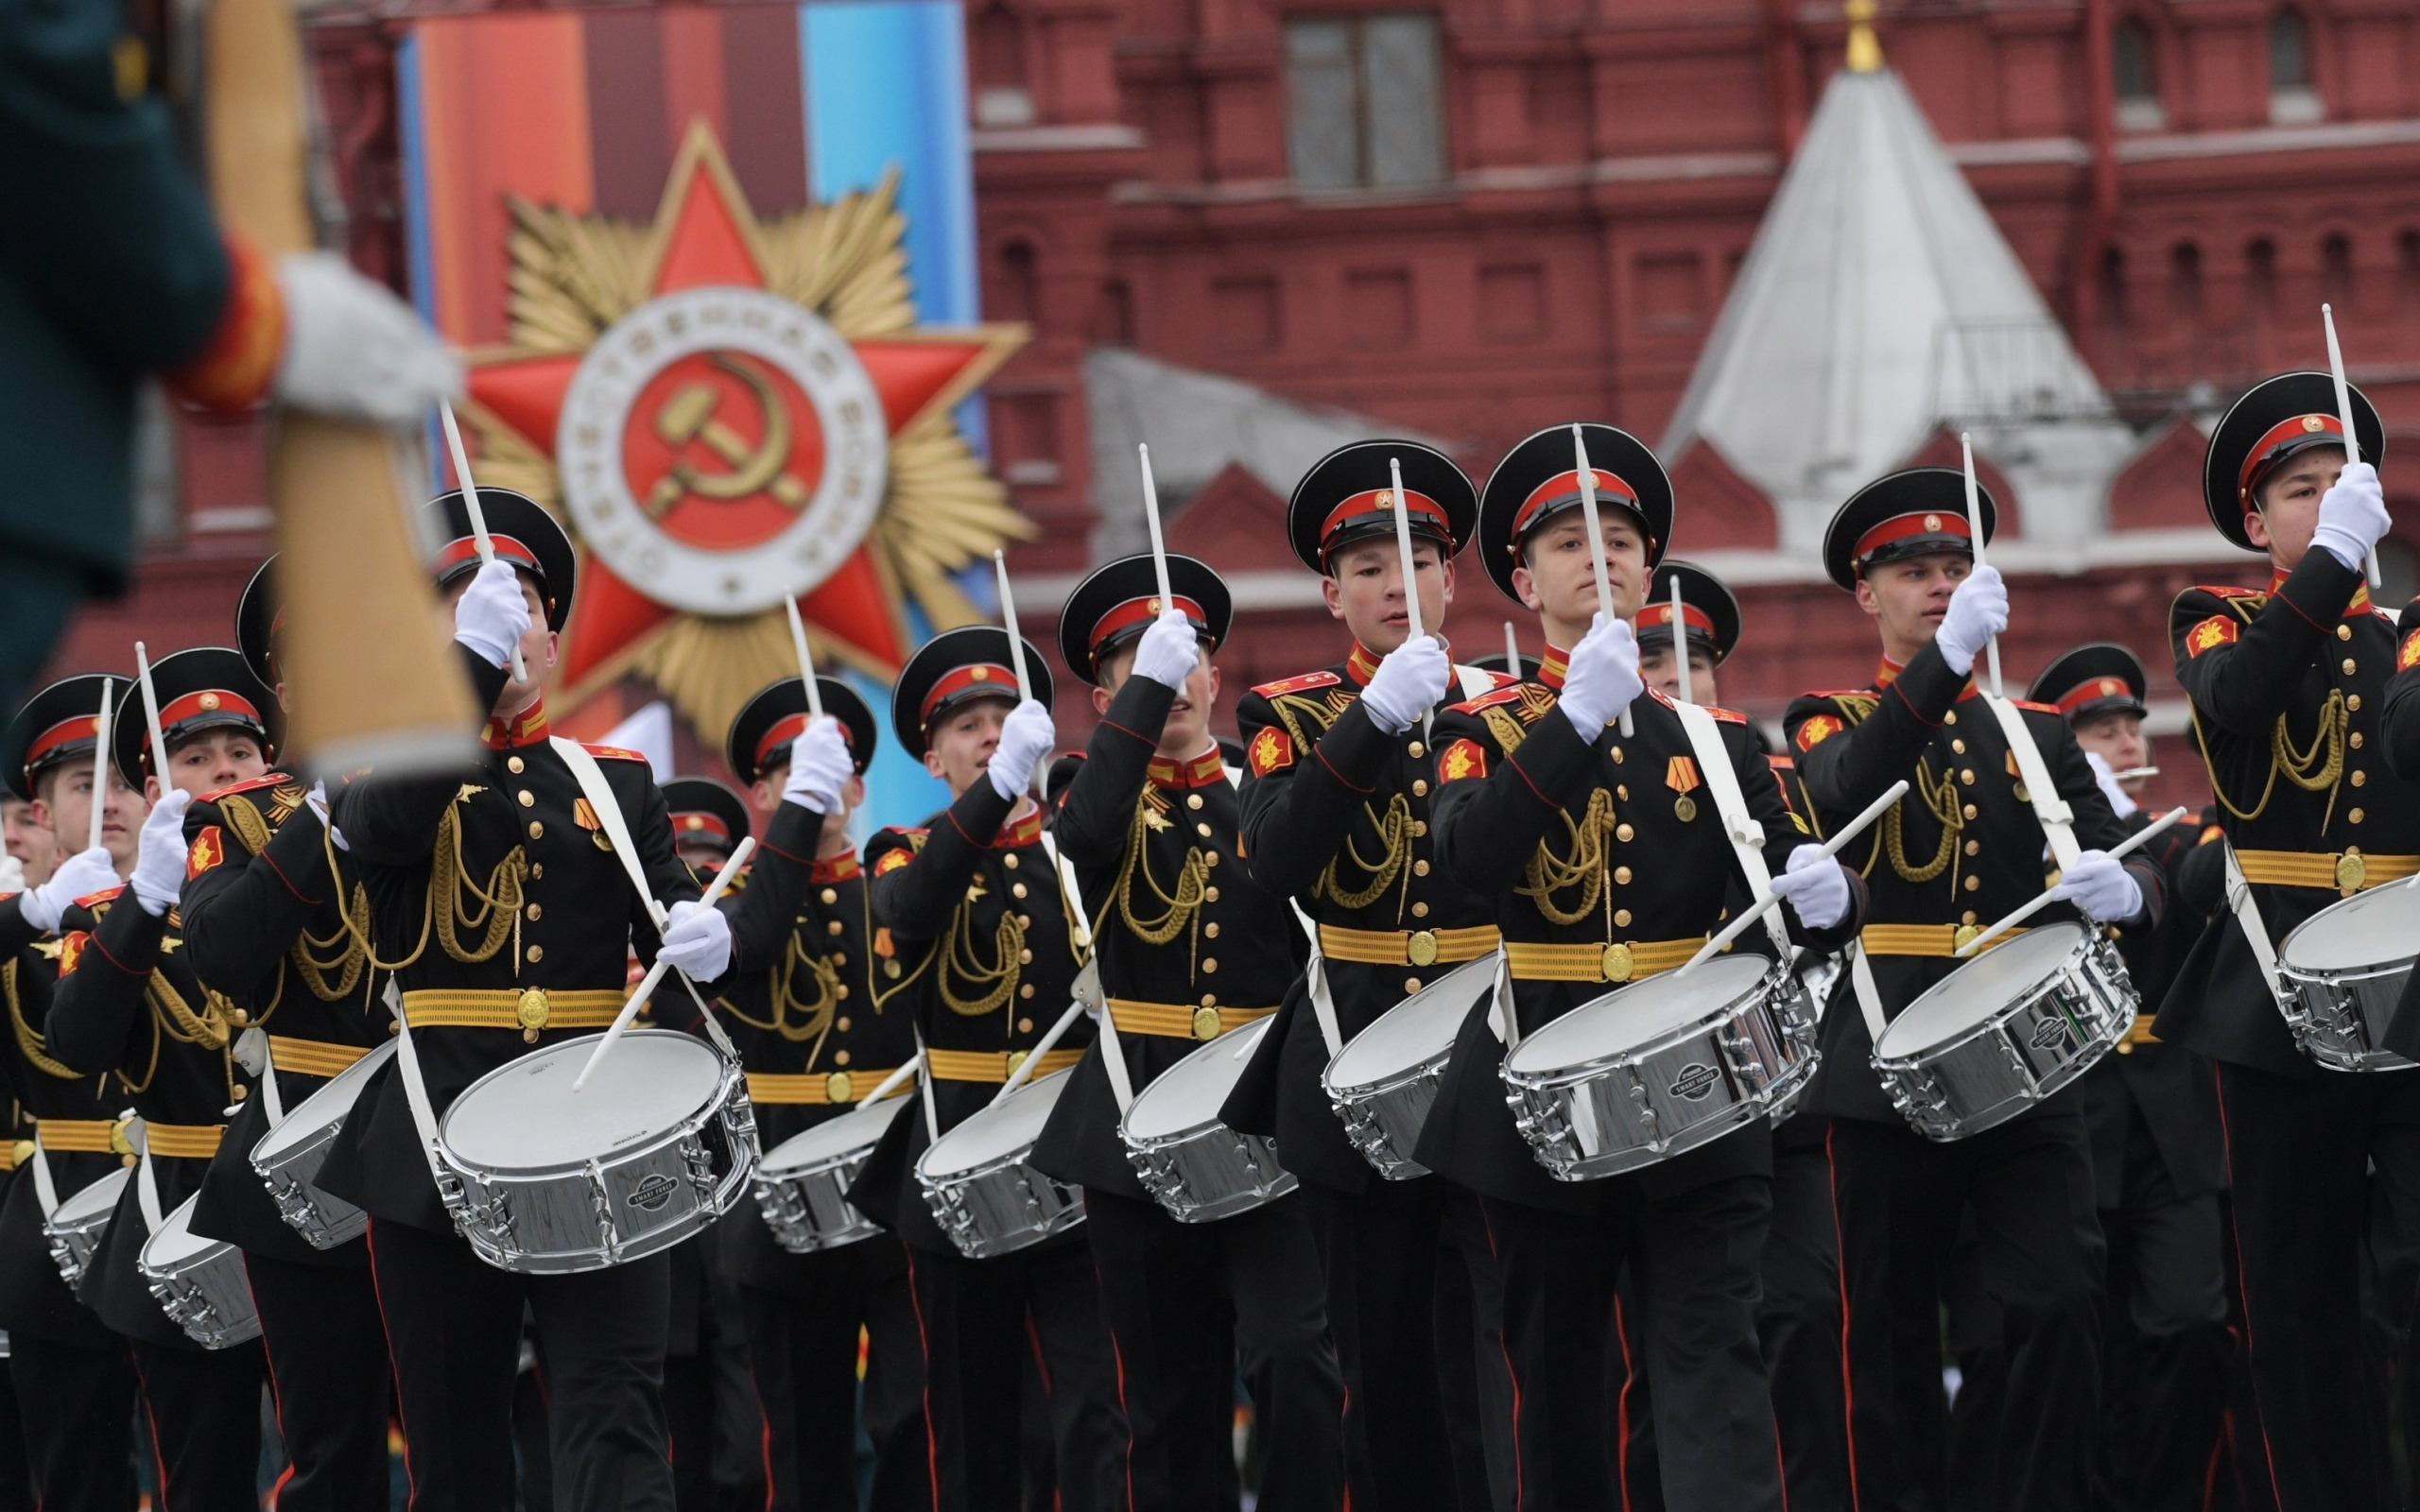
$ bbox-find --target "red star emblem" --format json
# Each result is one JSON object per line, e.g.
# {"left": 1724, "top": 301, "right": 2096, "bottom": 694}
{"left": 463, "top": 127, "right": 1024, "bottom": 695}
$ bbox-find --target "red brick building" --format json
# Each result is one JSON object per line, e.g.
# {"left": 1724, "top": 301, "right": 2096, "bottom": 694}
{"left": 56, "top": 0, "right": 2420, "bottom": 812}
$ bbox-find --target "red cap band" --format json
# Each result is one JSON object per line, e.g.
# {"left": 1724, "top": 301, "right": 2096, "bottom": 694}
{"left": 1088, "top": 594, "right": 1208, "bottom": 660}
{"left": 1852, "top": 509, "right": 1973, "bottom": 564}
{"left": 920, "top": 663, "right": 1018, "bottom": 725}
{"left": 1319, "top": 489, "right": 1452, "bottom": 548}
{"left": 2054, "top": 676, "right": 2136, "bottom": 716}
{"left": 432, "top": 534, "right": 543, "bottom": 580}
{"left": 2238, "top": 413, "right": 2346, "bottom": 497}
{"left": 24, "top": 715, "right": 98, "bottom": 772}
{"left": 672, "top": 811, "right": 734, "bottom": 842}
{"left": 1512, "top": 469, "right": 1640, "bottom": 541}
{"left": 1636, "top": 601, "right": 1716, "bottom": 637}
{"left": 753, "top": 711, "right": 854, "bottom": 771}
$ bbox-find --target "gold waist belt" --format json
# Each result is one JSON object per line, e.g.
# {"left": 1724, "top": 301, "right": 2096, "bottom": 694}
{"left": 1108, "top": 999, "right": 1275, "bottom": 1042}
{"left": 1860, "top": 923, "right": 2030, "bottom": 958}
{"left": 142, "top": 1123, "right": 225, "bottom": 1160}
{"left": 1504, "top": 937, "right": 1702, "bottom": 985}
{"left": 1318, "top": 924, "right": 1501, "bottom": 970}
{"left": 36, "top": 1119, "right": 122, "bottom": 1154}
{"left": 747, "top": 1069, "right": 904, "bottom": 1106}
{"left": 925, "top": 1047, "right": 1085, "bottom": 1085}
{"left": 2235, "top": 850, "right": 2419, "bottom": 896}
{"left": 268, "top": 1037, "right": 375, "bottom": 1079}
{"left": 400, "top": 988, "right": 625, "bottom": 1034}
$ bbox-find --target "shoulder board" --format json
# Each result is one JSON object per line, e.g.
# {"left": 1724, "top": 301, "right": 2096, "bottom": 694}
{"left": 1486, "top": 670, "right": 1519, "bottom": 689}
{"left": 581, "top": 744, "right": 650, "bottom": 764}
{"left": 1705, "top": 705, "right": 1747, "bottom": 725}
{"left": 1252, "top": 670, "right": 1343, "bottom": 698}
{"left": 1767, "top": 754, "right": 1796, "bottom": 771}
{"left": 2187, "top": 585, "right": 2263, "bottom": 599}
{"left": 74, "top": 885, "right": 124, "bottom": 908}
{"left": 2011, "top": 698, "right": 2061, "bottom": 716}
{"left": 198, "top": 772, "right": 293, "bottom": 805}
{"left": 1803, "top": 689, "right": 1876, "bottom": 701}
{"left": 1450, "top": 684, "right": 1528, "bottom": 715}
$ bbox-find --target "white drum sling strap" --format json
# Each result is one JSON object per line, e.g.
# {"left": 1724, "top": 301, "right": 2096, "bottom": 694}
{"left": 1979, "top": 693, "right": 2082, "bottom": 871}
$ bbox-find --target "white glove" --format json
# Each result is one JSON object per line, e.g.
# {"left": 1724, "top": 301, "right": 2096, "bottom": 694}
{"left": 987, "top": 700, "right": 1057, "bottom": 801}
{"left": 2310, "top": 461, "right": 2390, "bottom": 576}
{"left": 2048, "top": 850, "right": 2144, "bottom": 924}
{"left": 1768, "top": 844, "right": 1852, "bottom": 932}
{"left": 1129, "top": 610, "right": 1201, "bottom": 692}
{"left": 21, "top": 846, "right": 123, "bottom": 932}
{"left": 658, "top": 899, "right": 734, "bottom": 982}
{"left": 452, "top": 558, "right": 531, "bottom": 669}
{"left": 2083, "top": 750, "right": 2138, "bottom": 821}
{"left": 782, "top": 717, "right": 854, "bottom": 815}
{"left": 1558, "top": 613, "right": 1644, "bottom": 734}
{"left": 1933, "top": 565, "right": 2008, "bottom": 677}
{"left": 130, "top": 791, "right": 193, "bottom": 917}
{"left": 273, "top": 251, "right": 462, "bottom": 426}
{"left": 1360, "top": 634, "right": 1448, "bottom": 734}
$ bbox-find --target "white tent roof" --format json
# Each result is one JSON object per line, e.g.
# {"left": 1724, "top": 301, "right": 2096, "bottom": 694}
{"left": 1660, "top": 66, "right": 2133, "bottom": 553}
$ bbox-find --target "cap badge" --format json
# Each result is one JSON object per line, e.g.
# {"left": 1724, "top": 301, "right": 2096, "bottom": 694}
{"left": 970, "top": 666, "right": 989, "bottom": 681}
{"left": 1924, "top": 513, "right": 1943, "bottom": 532}
{"left": 198, "top": 693, "right": 220, "bottom": 711}
{"left": 2304, "top": 415, "right": 2327, "bottom": 433}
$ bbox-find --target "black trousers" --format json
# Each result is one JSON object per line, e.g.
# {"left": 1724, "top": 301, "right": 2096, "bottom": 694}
{"left": 1827, "top": 1109, "right": 2103, "bottom": 1512}
{"left": 247, "top": 1252, "right": 391, "bottom": 1511}
{"left": 369, "top": 1216, "right": 674, "bottom": 1512}
{"left": 742, "top": 1243, "right": 931, "bottom": 1512}
{"left": 1085, "top": 1188, "right": 1344, "bottom": 1511}
{"left": 1756, "top": 1138, "right": 1847, "bottom": 1510}
{"left": 2216, "top": 1060, "right": 2420, "bottom": 1511}
{"left": 1438, "top": 1191, "right": 1516, "bottom": 1512}
{"left": 9, "top": 1332, "right": 134, "bottom": 1511}
{"left": 1460, "top": 1177, "right": 1783, "bottom": 1512}
{"left": 904, "top": 1237, "right": 1127, "bottom": 1512}
{"left": 1301, "top": 1177, "right": 1493, "bottom": 1512}
{"left": 128, "top": 1336, "right": 265, "bottom": 1512}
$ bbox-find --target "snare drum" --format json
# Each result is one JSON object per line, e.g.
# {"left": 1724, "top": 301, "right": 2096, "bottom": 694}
{"left": 2275, "top": 885, "right": 2420, "bottom": 1072}
{"left": 754, "top": 1094, "right": 910, "bottom": 1254}
{"left": 1501, "top": 954, "right": 1816, "bottom": 1181}
{"left": 1871, "top": 922, "right": 2135, "bottom": 1142}
{"left": 1122, "top": 1018, "right": 1298, "bottom": 1223}
{"left": 43, "top": 1166, "right": 130, "bottom": 1289}
{"left": 250, "top": 1039, "right": 397, "bottom": 1249}
{"left": 1321, "top": 954, "right": 1499, "bottom": 1180}
{"left": 915, "top": 1070, "right": 1084, "bottom": 1261}
{"left": 138, "top": 1194, "right": 261, "bottom": 1349}
{"left": 437, "top": 1030, "right": 758, "bottom": 1274}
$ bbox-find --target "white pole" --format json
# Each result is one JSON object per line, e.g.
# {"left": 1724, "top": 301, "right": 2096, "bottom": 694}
{"left": 440, "top": 401, "right": 527, "bottom": 682}
{"left": 1668, "top": 576, "right": 1693, "bottom": 706}
{"left": 573, "top": 835, "right": 755, "bottom": 1091}
{"left": 1503, "top": 620, "right": 1521, "bottom": 678}
{"left": 783, "top": 595, "right": 823, "bottom": 721}
{"left": 994, "top": 551, "right": 1031, "bottom": 703}
{"left": 1388, "top": 457, "right": 1426, "bottom": 644}
{"left": 133, "top": 644, "right": 171, "bottom": 791}
{"left": 1570, "top": 425, "right": 1633, "bottom": 737}
{"left": 1961, "top": 433, "right": 2003, "bottom": 698}
{"left": 1138, "top": 443, "right": 1173, "bottom": 615}
{"left": 2323, "top": 303, "right": 2383, "bottom": 589}
{"left": 87, "top": 679, "right": 113, "bottom": 854}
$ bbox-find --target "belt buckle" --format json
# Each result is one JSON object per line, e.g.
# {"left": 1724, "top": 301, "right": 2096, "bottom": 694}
{"left": 1191, "top": 1005, "right": 1222, "bottom": 1041}
{"left": 516, "top": 987, "right": 551, "bottom": 1043}
{"left": 110, "top": 1117, "right": 136, "bottom": 1166}
{"left": 1601, "top": 942, "right": 1634, "bottom": 983}
{"left": 1952, "top": 923, "right": 1980, "bottom": 953}
{"left": 1005, "top": 1050, "right": 1028, "bottom": 1081}
{"left": 1407, "top": 929, "right": 1440, "bottom": 969}
{"left": 2337, "top": 851, "right": 2366, "bottom": 896}
{"left": 825, "top": 1071, "right": 854, "bottom": 1104}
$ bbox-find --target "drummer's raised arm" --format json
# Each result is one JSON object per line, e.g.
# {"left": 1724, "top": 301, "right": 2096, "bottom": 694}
{"left": 2169, "top": 552, "right": 2362, "bottom": 739}
{"left": 178, "top": 780, "right": 335, "bottom": 1003}
{"left": 867, "top": 779, "right": 1014, "bottom": 940}
{"left": 1050, "top": 673, "right": 1173, "bottom": 868}
{"left": 2377, "top": 600, "right": 2420, "bottom": 782}
{"left": 1426, "top": 693, "right": 1602, "bottom": 897}
{"left": 1785, "top": 644, "right": 1965, "bottom": 819}
{"left": 331, "top": 644, "right": 512, "bottom": 867}
{"left": 1235, "top": 684, "right": 1382, "bottom": 900}
{"left": 719, "top": 801, "right": 823, "bottom": 976}
{"left": 43, "top": 893, "right": 161, "bottom": 1076}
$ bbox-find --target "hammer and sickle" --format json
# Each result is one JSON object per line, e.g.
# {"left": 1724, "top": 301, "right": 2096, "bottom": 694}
{"left": 645, "top": 353, "right": 811, "bottom": 517}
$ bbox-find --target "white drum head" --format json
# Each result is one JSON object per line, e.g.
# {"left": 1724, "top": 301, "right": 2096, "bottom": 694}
{"left": 253, "top": 1039, "right": 397, "bottom": 1162}
{"left": 1506, "top": 954, "right": 1769, "bottom": 1076}
{"left": 1878, "top": 923, "right": 2087, "bottom": 1057}
{"left": 1124, "top": 1018, "right": 1272, "bottom": 1142}
{"left": 2282, "top": 884, "right": 2420, "bottom": 972}
{"left": 51, "top": 1167, "right": 129, "bottom": 1226}
{"left": 442, "top": 1031, "right": 725, "bottom": 1172}
{"left": 1327, "top": 954, "right": 1499, "bottom": 1090}
{"left": 140, "top": 1194, "right": 216, "bottom": 1267}
{"left": 923, "top": 1069, "right": 1072, "bottom": 1177}
{"left": 761, "top": 1094, "right": 908, "bottom": 1175}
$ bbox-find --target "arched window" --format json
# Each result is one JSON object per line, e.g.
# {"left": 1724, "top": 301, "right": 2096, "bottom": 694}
{"left": 2113, "top": 21, "right": 2162, "bottom": 130}
{"left": 2245, "top": 238, "right": 2279, "bottom": 316}
{"left": 2321, "top": 233, "right": 2354, "bottom": 302}
{"left": 2169, "top": 241, "right": 2203, "bottom": 319}
{"left": 972, "top": 4, "right": 1033, "bottom": 128}
{"left": 2270, "top": 9, "right": 2322, "bottom": 122}
{"left": 994, "top": 241, "right": 1039, "bottom": 323}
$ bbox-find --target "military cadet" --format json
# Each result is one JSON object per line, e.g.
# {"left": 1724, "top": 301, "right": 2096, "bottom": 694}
{"left": 45, "top": 648, "right": 278, "bottom": 1511}
{"left": 715, "top": 679, "right": 930, "bottom": 1512}
{"left": 166, "top": 561, "right": 392, "bottom": 1511}
{"left": 844, "top": 627, "right": 1126, "bottom": 1512}
{"left": 2164, "top": 373, "right": 2415, "bottom": 1509}
{"left": 0, "top": 678, "right": 140, "bottom": 1510}
{"left": 1219, "top": 440, "right": 1498, "bottom": 1512}
{"left": 1036, "top": 552, "right": 1346, "bottom": 1510}
{"left": 1783, "top": 469, "right": 2164, "bottom": 1512}
{"left": 1424, "top": 422, "right": 1861, "bottom": 1511}
{"left": 317, "top": 489, "right": 732, "bottom": 1509}
{"left": 1633, "top": 558, "right": 1733, "bottom": 706}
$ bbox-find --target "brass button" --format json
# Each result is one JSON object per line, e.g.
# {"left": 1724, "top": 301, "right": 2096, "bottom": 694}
{"left": 1017, "top": 914, "right": 1032, "bottom": 929}
{"left": 2116, "top": 1041, "right": 2134, "bottom": 1056}
{"left": 1404, "top": 977, "right": 1422, "bottom": 995}
{"left": 1411, "top": 780, "right": 1429, "bottom": 797}
{"left": 1201, "top": 993, "right": 1218, "bottom": 1008}
{"left": 1962, "top": 804, "right": 1978, "bottom": 820}
{"left": 885, "top": 959, "right": 902, "bottom": 979}
{"left": 508, "top": 756, "right": 525, "bottom": 773}
{"left": 517, "top": 790, "right": 535, "bottom": 807}
{"left": 1616, "top": 785, "right": 1630, "bottom": 800}
{"left": 1201, "top": 957, "right": 1219, "bottom": 973}
{"left": 1409, "top": 741, "right": 1426, "bottom": 759}
{"left": 1413, "top": 859, "right": 1430, "bottom": 877}
{"left": 528, "top": 821, "right": 544, "bottom": 840}
{"left": 1615, "top": 908, "right": 1633, "bottom": 927}
{"left": 834, "top": 1050, "right": 851, "bottom": 1067}
{"left": 1962, "top": 875, "right": 1979, "bottom": 892}
{"left": 1944, "top": 711, "right": 1958, "bottom": 725}
{"left": 232, "top": 1084, "right": 248, "bottom": 1101}
{"left": 827, "top": 919, "right": 844, "bottom": 936}
{"left": 1186, "top": 794, "right": 1203, "bottom": 810}
{"left": 1018, "top": 948, "right": 1034, "bottom": 964}
{"left": 1615, "top": 866, "right": 1633, "bottom": 884}
{"left": 1611, "top": 747, "right": 1625, "bottom": 764}
{"left": 1003, "top": 854, "right": 1019, "bottom": 868}
{"left": 1204, "top": 851, "right": 1219, "bottom": 868}
{"left": 2339, "top": 624, "right": 2354, "bottom": 641}
{"left": 530, "top": 863, "right": 544, "bottom": 880}
{"left": 1616, "top": 823, "right": 1634, "bottom": 842}
{"left": 1203, "top": 886, "right": 1220, "bottom": 902}
{"left": 832, "top": 952, "right": 847, "bottom": 966}
{"left": 1204, "top": 922, "right": 1220, "bottom": 939}
{"left": 1951, "top": 739, "right": 1966, "bottom": 754}
{"left": 2348, "top": 695, "right": 2363, "bottom": 712}
{"left": 2349, "top": 808, "right": 2366, "bottom": 824}
{"left": 1412, "top": 820, "right": 1428, "bottom": 837}
{"left": 821, "top": 887, "right": 838, "bottom": 905}
{"left": 835, "top": 985, "right": 850, "bottom": 1000}
{"left": 1020, "top": 984, "right": 1036, "bottom": 999}
{"left": 1960, "top": 769, "right": 1975, "bottom": 786}
{"left": 825, "top": 1072, "right": 854, "bottom": 1103}
{"left": 1012, "top": 883, "right": 1028, "bottom": 899}
{"left": 1410, "top": 901, "right": 1429, "bottom": 919}
{"left": 2352, "top": 732, "right": 2366, "bottom": 749}
{"left": 1962, "top": 910, "right": 1978, "bottom": 925}
{"left": 836, "top": 1016, "right": 852, "bottom": 1032}
{"left": 526, "top": 903, "right": 542, "bottom": 921}
{"left": 527, "top": 944, "right": 544, "bottom": 962}
{"left": 1192, "top": 1007, "right": 1220, "bottom": 1040}
{"left": 1017, "top": 1018, "right": 1033, "bottom": 1034}
{"left": 1964, "top": 840, "right": 1979, "bottom": 856}
{"left": 1408, "top": 930, "right": 1439, "bottom": 967}
{"left": 2352, "top": 770, "right": 2368, "bottom": 787}
{"left": 1196, "top": 822, "right": 1213, "bottom": 838}
{"left": 2343, "top": 659, "right": 2358, "bottom": 676}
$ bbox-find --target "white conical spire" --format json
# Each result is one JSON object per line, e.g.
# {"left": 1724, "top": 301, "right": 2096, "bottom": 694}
{"left": 1661, "top": 66, "right": 2130, "bottom": 553}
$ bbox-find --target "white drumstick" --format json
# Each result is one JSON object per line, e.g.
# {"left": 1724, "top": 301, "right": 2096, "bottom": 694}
{"left": 994, "top": 551, "right": 1031, "bottom": 703}
{"left": 1668, "top": 576, "right": 1692, "bottom": 706}
{"left": 1676, "top": 781, "right": 1910, "bottom": 977}
{"left": 783, "top": 595, "right": 823, "bottom": 721}
{"left": 1962, "top": 433, "right": 2002, "bottom": 699}
{"left": 2109, "top": 766, "right": 2159, "bottom": 782}
{"left": 1571, "top": 425, "right": 1633, "bottom": 738}
{"left": 994, "top": 996, "right": 1091, "bottom": 1104}
{"left": 574, "top": 834, "right": 755, "bottom": 1091}
{"left": 1390, "top": 457, "right": 1425, "bottom": 645}
{"left": 133, "top": 644, "right": 170, "bottom": 793}
{"left": 2322, "top": 303, "right": 2382, "bottom": 589}
{"left": 1503, "top": 621, "right": 1521, "bottom": 678}
{"left": 441, "top": 400, "right": 527, "bottom": 683}
{"left": 1955, "top": 807, "right": 2187, "bottom": 958}
{"left": 87, "top": 679, "right": 113, "bottom": 853}
{"left": 1139, "top": 443, "right": 1173, "bottom": 617}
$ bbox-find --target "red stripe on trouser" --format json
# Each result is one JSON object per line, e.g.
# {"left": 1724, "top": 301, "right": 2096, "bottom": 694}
{"left": 1473, "top": 1197, "right": 1525, "bottom": 1511}
{"left": 2211, "top": 1064, "right": 2285, "bottom": 1504}
{"left": 131, "top": 1355, "right": 171, "bottom": 1510}
{"left": 1089, "top": 1261, "right": 1140, "bottom": 1512}
{"left": 1823, "top": 1124, "right": 1863, "bottom": 1512}
{"left": 1612, "top": 1295, "right": 1635, "bottom": 1512}
{"left": 243, "top": 1262, "right": 300, "bottom": 1508}
{"left": 901, "top": 1251, "right": 942, "bottom": 1512}
{"left": 363, "top": 1225, "right": 420, "bottom": 1511}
